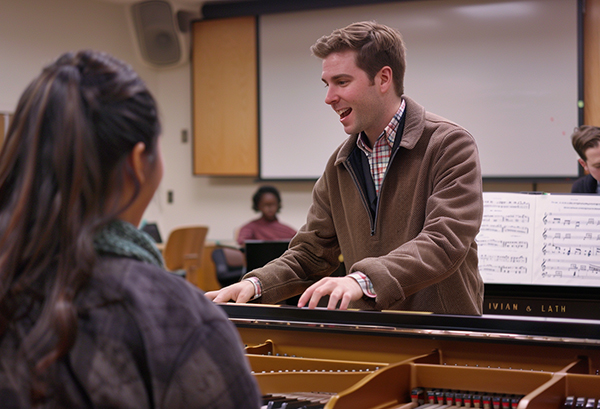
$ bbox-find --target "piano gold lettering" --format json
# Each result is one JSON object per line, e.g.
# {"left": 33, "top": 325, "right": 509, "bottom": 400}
{"left": 540, "top": 304, "right": 566, "bottom": 313}
{"left": 488, "top": 302, "right": 518, "bottom": 311}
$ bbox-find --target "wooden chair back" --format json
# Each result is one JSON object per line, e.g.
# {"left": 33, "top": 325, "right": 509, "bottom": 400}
{"left": 163, "top": 226, "right": 209, "bottom": 273}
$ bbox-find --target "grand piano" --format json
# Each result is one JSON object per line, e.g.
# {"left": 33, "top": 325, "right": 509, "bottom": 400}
{"left": 218, "top": 193, "right": 600, "bottom": 407}
{"left": 220, "top": 303, "right": 600, "bottom": 409}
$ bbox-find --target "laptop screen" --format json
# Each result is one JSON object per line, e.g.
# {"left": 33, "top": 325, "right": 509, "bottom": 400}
{"left": 140, "top": 223, "right": 162, "bottom": 244}
{"left": 244, "top": 239, "right": 290, "bottom": 272}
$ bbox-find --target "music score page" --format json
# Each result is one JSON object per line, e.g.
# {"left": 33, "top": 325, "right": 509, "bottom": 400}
{"left": 476, "top": 192, "right": 600, "bottom": 286}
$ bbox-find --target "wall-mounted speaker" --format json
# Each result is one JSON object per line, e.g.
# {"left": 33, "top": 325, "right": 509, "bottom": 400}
{"left": 130, "top": 0, "right": 187, "bottom": 68}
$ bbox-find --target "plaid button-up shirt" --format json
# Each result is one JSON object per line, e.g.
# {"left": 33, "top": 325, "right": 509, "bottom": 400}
{"left": 356, "top": 99, "right": 406, "bottom": 195}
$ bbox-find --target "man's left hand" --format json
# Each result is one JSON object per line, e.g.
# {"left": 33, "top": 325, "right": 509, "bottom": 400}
{"left": 297, "top": 276, "right": 363, "bottom": 310}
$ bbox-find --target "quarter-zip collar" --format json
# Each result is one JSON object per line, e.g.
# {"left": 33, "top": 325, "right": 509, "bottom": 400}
{"left": 334, "top": 95, "right": 426, "bottom": 168}
{"left": 341, "top": 104, "right": 408, "bottom": 235}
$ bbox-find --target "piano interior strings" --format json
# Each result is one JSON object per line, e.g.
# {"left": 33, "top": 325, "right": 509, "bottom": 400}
{"left": 222, "top": 304, "right": 600, "bottom": 409}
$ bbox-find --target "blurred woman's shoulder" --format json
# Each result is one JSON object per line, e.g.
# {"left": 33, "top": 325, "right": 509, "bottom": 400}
{"left": 72, "top": 255, "right": 260, "bottom": 408}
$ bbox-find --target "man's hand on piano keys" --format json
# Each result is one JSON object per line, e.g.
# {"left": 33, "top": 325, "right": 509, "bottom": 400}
{"left": 205, "top": 280, "right": 255, "bottom": 304}
{"left": 297, "top": 276, "right": 362, "bottom": 310}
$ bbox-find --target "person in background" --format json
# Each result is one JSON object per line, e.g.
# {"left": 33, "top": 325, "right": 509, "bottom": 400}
{"left": 0, "top": 50, "right": 260, "bottom": 409}
{"left": 571, "top": 125, "right": 600, "bottom": 193}
{"left": 207, "top": 21, "right": 484, "bottom": 315}
{"left": 236, "top": 185, "right": 297, "bottom": 246}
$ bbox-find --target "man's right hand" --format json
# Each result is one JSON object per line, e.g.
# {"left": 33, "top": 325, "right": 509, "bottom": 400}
{"left": 205, "top": 280, "right": 255, "bottom": 304}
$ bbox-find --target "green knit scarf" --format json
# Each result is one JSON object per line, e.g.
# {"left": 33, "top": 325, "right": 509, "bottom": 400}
{"left": 94, "top": 219, "right": 164, "bottom": 268}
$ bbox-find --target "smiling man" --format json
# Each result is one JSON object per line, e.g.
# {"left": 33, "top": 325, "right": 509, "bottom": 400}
{"left": 206, "top": 21, "right": 484, "bottom": 315}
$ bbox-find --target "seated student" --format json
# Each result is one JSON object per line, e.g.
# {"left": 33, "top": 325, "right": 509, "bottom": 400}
{"left": 236, "top": 185, "right": 297, "bottom": 246}
{"left": 571, "top": 125, "right": 600, "bottom": 193}
{"left": 0, "top": 50, "right": 260, "bottom": 409}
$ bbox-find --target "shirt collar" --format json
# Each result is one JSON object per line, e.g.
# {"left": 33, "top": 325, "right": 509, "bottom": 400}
{"left": 357, "top": 98, "right": 406, "bottom": 152}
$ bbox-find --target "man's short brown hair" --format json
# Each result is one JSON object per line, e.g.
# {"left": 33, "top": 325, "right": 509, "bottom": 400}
{"left": 571, "top": 125, "right": 600, "bottom": 161}
{"left": 310, "top": 21, "right": 406, "bottom": 97}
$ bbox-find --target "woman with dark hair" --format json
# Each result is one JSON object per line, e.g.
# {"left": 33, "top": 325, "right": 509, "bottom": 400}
{"left": 236, "top": 185, "right": 297, "bottom": 246}
{"left": 0, "top": 50, "right": 260, "bottom": 408}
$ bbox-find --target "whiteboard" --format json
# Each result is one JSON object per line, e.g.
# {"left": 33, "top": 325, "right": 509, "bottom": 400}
{"left": 258, "top": 0, "right": 580, "bottom": 180}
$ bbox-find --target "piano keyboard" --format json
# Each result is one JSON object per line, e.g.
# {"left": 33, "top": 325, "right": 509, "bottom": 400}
{"left": 261, "top": 387, "right": 527, "bottom": 409}
{"left": 563, "top": 396, "right": 600, "bottom": 408}
{"left": 261, "top": 392, "right": 334, "bottom": 409}
{"left": 408, "top": 388, "right": 523, "bottom": 409}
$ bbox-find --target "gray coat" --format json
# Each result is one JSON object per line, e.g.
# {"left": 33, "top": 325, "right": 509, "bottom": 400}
{"left": 0, "top": 256, "right": 261, "bottom": 408}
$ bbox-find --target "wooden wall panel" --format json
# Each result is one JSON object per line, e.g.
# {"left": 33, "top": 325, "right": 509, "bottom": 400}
{"left": 192, "top": 16, "right": 258, "bottom": 176}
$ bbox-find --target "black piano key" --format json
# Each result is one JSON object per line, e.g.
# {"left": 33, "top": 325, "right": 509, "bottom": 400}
{"left": 263, "top": 397, "right": 292, "bottom": 408}
{"left": 267, "top": 398, "right": 299, "bottom": 409}
{"left": 264, "top": 396, "right": 287, "bottom": 401}
{"left": 262, "top": 395, "right": 285, "bottom": 405}
{"left": 281, "top": 400, "right": 325, "bottom": 409}
{"left": 280, "top": 400, "right": 310, "bottom": 409}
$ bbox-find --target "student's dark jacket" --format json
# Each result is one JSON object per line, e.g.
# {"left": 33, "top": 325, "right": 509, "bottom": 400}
{"left": 571, "top": 174, "right": 598, "bottom": 194}
{"left": 0, "top": 257, "right": 261, "bottom": 409}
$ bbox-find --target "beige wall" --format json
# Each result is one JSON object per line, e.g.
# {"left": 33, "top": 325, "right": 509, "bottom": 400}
{"left": 0, "top": 0, "right": 315, "bottom": 242}
{"left": 0, "top": 0, "right": 584, "bottom": 242}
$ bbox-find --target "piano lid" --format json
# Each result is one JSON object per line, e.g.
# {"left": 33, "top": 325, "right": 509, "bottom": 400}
{"left": 219, "top": 303, "right": 600, "bottom": 348}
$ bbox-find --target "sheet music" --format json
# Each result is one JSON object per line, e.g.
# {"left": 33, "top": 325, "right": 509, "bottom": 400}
{"left": 476, "top": 192, "right": 537, "bottom": 284}
{"left": 476, "top": 192, "right": 600, "bottom": 287}
{"left": 534, "top": 195, "right": 600, "bottom": 286}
